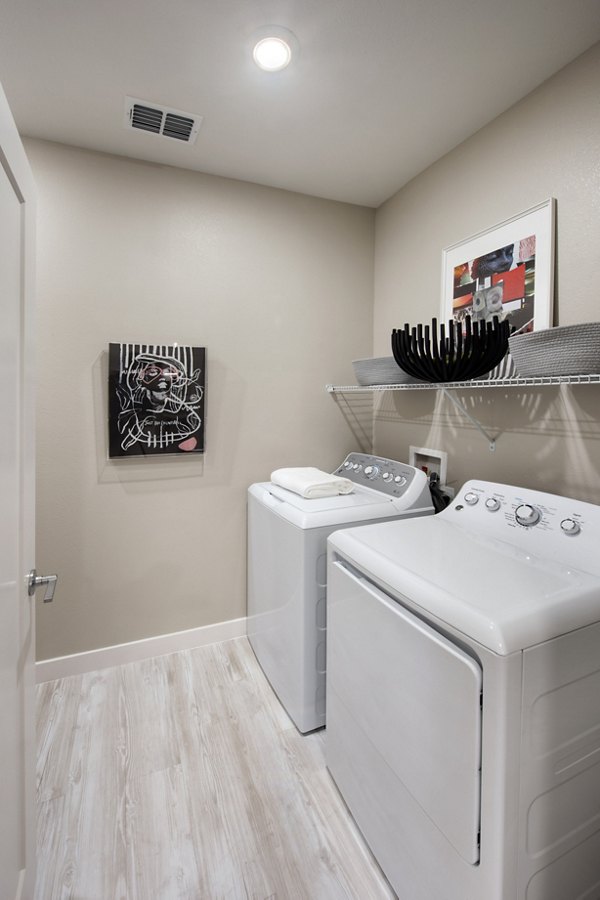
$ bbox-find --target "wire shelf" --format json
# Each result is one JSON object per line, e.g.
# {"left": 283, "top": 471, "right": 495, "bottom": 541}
{"left": 326, "top": 374, "right": 600, "bottom": 393}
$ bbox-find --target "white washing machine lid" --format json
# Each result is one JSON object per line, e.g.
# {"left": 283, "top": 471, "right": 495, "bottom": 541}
{"left": 249, "top": 481, "right": 403, "bottom": 529}
{"left": 328, "top": 485, "right": 600, "bottom": 655}
{"left": 248, "top": 453, "right": 433, "bottom": 529}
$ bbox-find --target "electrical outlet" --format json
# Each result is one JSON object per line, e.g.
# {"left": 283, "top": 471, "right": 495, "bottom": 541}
{"left": 409, "top": 445, "right": 448, "bottom": 484}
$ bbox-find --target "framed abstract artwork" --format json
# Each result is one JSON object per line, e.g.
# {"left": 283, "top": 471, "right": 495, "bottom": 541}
{"left": 441, "top": 199, "right": 555, "bottom": 335}
{"left": 108, "top": 342, "right": 205, "bottom": 458}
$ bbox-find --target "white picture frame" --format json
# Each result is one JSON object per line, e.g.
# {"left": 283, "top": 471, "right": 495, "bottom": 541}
{"left": 441, "top": 198, "right": 555, "bottom": 334}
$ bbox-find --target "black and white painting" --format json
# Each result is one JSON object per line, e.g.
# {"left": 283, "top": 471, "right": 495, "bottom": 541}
{"left": 108, "top": 343, "right": 205, "bottom": 458}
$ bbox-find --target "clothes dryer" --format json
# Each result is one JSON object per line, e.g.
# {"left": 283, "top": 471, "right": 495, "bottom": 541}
{"left": 326, "top": 480, "right": 600, "bottom": 900}
{"left": 247, "top": 453, "right": 433, "bottom": 733}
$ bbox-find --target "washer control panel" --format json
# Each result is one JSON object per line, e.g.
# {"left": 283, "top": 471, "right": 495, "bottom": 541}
{"left": 448, "top": 479, "right": 600, "bottom": 575}
{"left": 333, "top": 453, "right": 420, "bottom": 498}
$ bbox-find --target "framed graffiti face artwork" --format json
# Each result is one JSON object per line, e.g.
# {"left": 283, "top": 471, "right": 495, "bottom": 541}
{"left": 108, "top": 342, "right": 205, "bottom": 458}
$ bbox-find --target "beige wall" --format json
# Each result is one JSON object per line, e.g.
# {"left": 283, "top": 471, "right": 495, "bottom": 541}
{"left": 28, "top": 140, "right": 374, "bottom": 660}
{"left": 372, "top": 43, "right": 600, "bottom": 502}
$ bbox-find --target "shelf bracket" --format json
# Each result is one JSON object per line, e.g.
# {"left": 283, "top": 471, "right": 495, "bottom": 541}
{"left": 328, "top": 375, "right": 600, "bottom": 451}
{"left": 440, "top": 386, "right": 498, "bottom": 451}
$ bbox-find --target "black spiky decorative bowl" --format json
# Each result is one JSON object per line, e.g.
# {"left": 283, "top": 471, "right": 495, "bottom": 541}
{"left": 391, "top": 316, "right": 510, "bottom": 383}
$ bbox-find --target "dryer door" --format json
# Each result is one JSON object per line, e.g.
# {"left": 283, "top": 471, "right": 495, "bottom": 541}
{"left": 328, "top": 559, "right": 483, "bottom": 864}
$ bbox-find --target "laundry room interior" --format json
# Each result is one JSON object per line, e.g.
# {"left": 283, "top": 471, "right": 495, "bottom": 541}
{"left": 23, "top": 33, "right": 600, "bottom": 667}
{"left": 2, "top": 2, "right": 600, "bottom": 899}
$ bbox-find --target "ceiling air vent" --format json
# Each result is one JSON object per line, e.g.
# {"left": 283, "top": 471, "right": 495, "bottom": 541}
{"left": 124, "top": 97, "right": 202, "bottom": 145}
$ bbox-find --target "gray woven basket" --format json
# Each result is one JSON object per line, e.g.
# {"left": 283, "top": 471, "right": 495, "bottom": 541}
{"left": 352, "top": 356, "right": 420, "bottom": 385}
{"left": 509, "top": 323, "right": 600, "bottom": 377}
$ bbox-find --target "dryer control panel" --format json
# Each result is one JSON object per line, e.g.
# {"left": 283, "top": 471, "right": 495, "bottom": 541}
{"left": 450, "top": 479, "right": 600, "bottom": 576}
{"left": 334, "top": 453, "right": 422, "bottom": 498}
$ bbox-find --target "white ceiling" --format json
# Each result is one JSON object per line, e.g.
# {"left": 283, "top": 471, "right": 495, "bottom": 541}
{"left": 1, "top": 0, "right": 599, "bottom": 207}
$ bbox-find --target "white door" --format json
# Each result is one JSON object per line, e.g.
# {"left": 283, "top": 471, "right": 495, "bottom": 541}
{"left": 328, "top": 558, "right": 483, "bottom": 864}
{"left": 0, "top": 82, "right": 37, "bottom": 899}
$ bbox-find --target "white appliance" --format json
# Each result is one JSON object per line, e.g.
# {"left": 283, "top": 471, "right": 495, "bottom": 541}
{"left": 326, "top": 480, "right": 600, "bottom": 900}
{"left": 247, "top": 453, "right": 433, "bottom": 733}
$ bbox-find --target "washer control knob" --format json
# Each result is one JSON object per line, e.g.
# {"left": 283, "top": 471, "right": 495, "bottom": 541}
{"left": 464, "top": 492, "right": 479, "bottom": 506}
{"left": 515, "top": 503, "right": 540, "bottom": 527}
{"left": 343, "top": 460, "right": 353, "bottom": 470}
{"left": 382, "top": 472, "right": 393, "bottom": 482}
{"left": 394, "top": 475, "right": 407, "bottom": 485}
{"left": 364, "top": 465, "right": 379, "bottom": 479}
{"left": 560, "top": 518, "right": 580, "bottom": 536}
{"left": 485, "top": 497, "right": 501, "bottom": 512}
{"left": 352, "top": 463, "right": 362, "bottom": 471}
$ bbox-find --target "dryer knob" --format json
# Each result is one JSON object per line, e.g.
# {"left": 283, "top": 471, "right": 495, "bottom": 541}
{"left": 560, "top": 518, "right": 580, "bottom": 536}
{"left": 364, "top": 465, "right": 380, "bottom": 479}
{"left": 343, "top": 461, "right": 353, "bottom": 470}
{"left": 382, "top": 472, "right": 393, "bottom": 482}
{"left": 464, "top": 492, "right": 479, "bottom": 506}
{"left": 485, "top": 497, "right": 501, "bottom": 512}
{"left": 515, "top": 503, "right": 540, "bottom": 527}
{"left": 394, "top": 475, "right": 406, "bottom": 485}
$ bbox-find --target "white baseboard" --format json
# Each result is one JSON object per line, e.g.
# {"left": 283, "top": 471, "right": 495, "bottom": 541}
{"left": 35, "top": 617, "right": 247, "bottom": 683}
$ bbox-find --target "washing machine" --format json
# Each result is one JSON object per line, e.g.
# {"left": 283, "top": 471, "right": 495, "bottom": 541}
{"left": 326, "top": 480, "right": 600, "bottom": 900}
{"left": 247, "top": 452, "right": 433, "bottom": 733}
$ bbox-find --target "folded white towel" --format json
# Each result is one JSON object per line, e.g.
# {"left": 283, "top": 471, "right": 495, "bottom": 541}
{"left": 271, "top": 467, "right": 354, "bottom": 499}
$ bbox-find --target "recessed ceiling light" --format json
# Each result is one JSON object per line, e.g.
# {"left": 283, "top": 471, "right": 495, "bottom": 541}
{"left": 251, "top": 26, "right": 298, "bottom": 73}
{"left": 253, "top": 36, "right": 292, "bottom": 72}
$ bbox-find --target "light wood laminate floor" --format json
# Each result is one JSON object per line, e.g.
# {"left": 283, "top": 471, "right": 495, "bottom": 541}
{"left": 36, "top": 637, "right": 396, "bottom": 899}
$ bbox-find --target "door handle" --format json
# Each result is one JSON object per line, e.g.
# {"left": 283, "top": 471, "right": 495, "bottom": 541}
{"left": 27, "top": 569, "right": 58, "bottom": 603}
